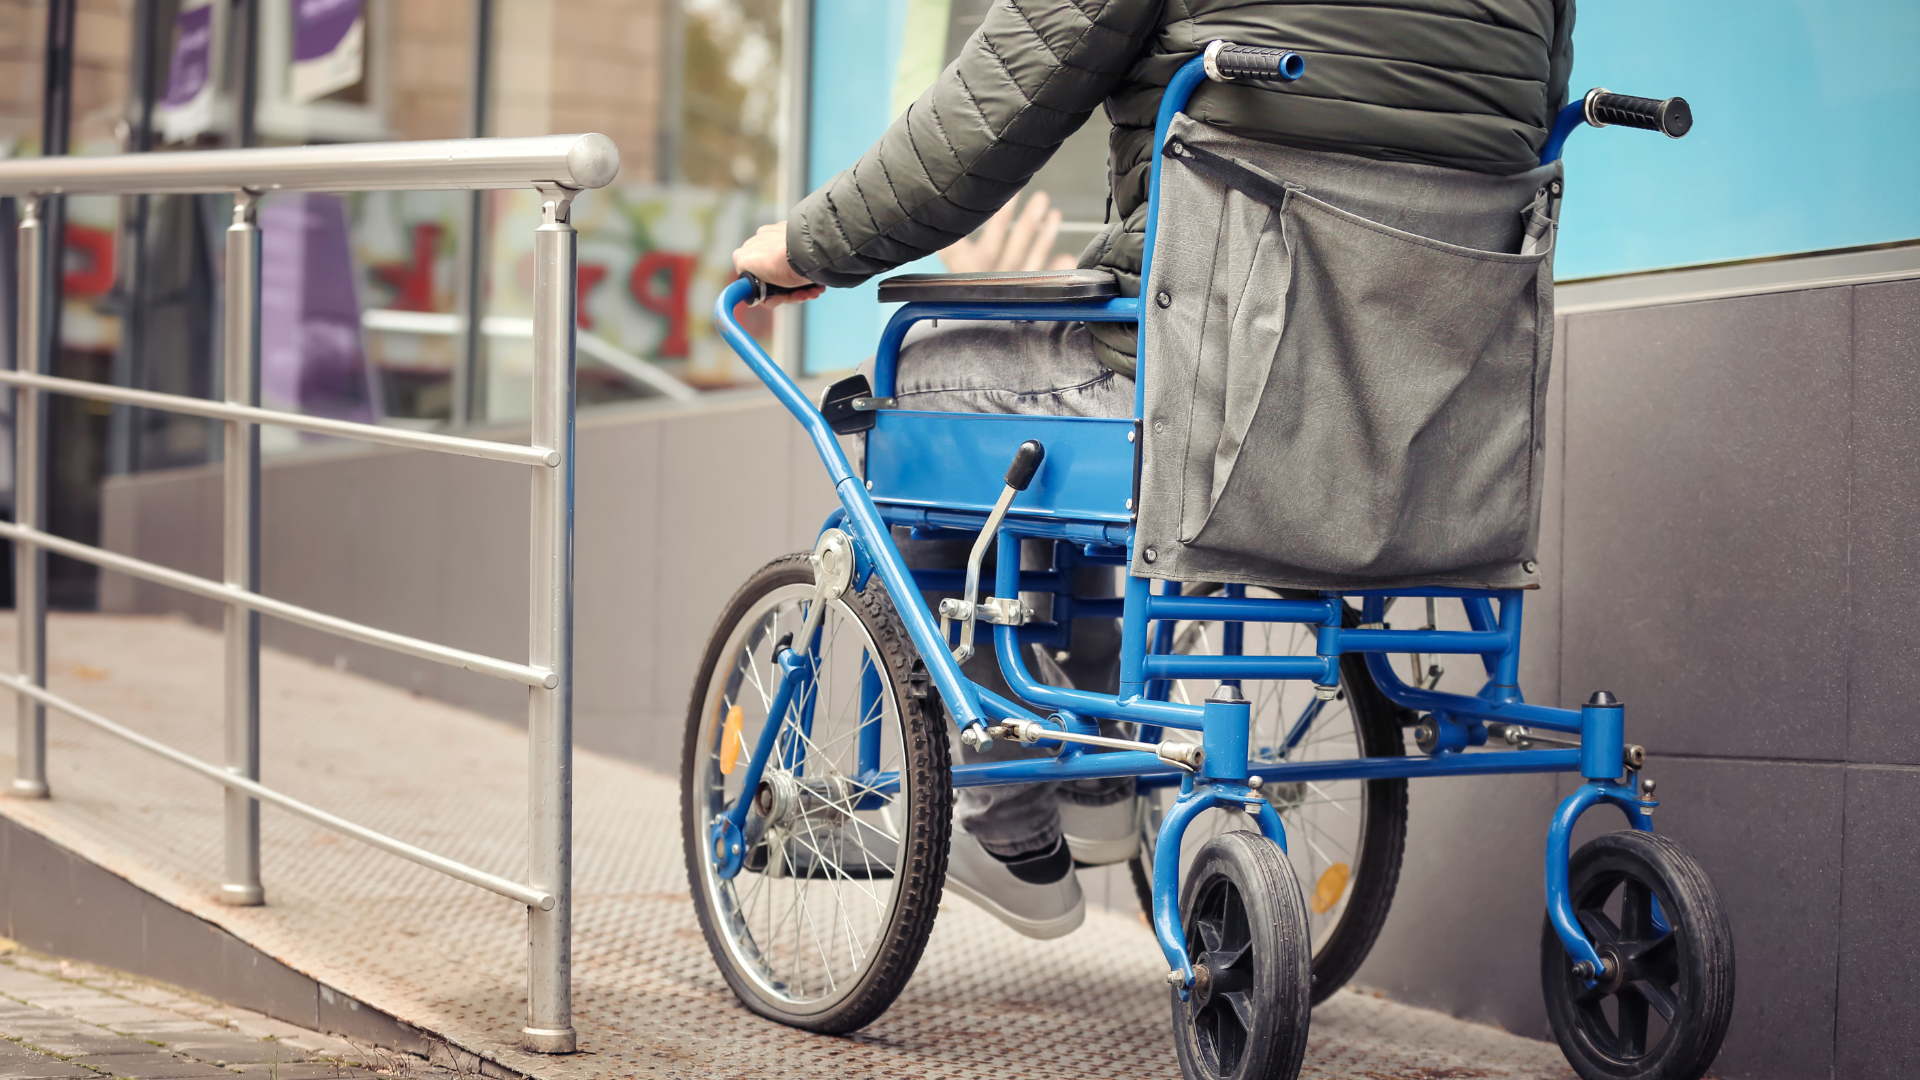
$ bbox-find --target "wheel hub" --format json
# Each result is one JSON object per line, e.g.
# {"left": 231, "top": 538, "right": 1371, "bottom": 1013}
{"left": 1595, "top": 948, "right": 1627, "bottom": 994}
{"left": 1262, "top": 781, "right": 1307, "bottom": 813}
{"left": 1190, "top": 962, "right": 1214, "bottom": 1007}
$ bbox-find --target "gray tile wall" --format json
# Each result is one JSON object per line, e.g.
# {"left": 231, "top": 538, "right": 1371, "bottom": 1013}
{"left": 1354, "top": 277, "right": 1920, "bottom": 1079}
{"left": 97, "top": 276, "right": 1920, "bottom": 1079}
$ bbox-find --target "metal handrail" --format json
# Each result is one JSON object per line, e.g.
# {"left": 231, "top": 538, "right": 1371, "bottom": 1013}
{"left": 0, "top": 673, "right": 555, "bottom": 910}
{"left": 1, "top": 134, "right": 606, "bottom": 1054}
{"left": 0, "top": 369, "right": 559, "bottom": 466}
{"left": 0, "top": 133, "right": 617, "bottom": 195}
{"left": 0, "top": 521, "right": 555, "bottom": 687}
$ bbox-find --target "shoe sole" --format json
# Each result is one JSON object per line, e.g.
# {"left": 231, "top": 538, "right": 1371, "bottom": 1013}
{"left": 942, "top": 874, "right": 1086, "bottom": 940}
{"left": 1064, "top": 832, "right": 1139, "bottom": 867}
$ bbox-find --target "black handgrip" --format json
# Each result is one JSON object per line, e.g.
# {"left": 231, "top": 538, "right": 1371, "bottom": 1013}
{"left": 1204, "top": 41, "right": 1305, "bottom": 84}
{"left": 1586, "top": 91, "right": 1693, "bottom": 138}
{"left": 741, "top": 271, "right": 812, "bottom": 306}
{"left": 1005, "top": 440, "right": 1045, "bottom": 492}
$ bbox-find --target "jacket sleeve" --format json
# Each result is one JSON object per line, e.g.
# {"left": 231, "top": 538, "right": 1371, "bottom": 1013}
{"left": 1548, "top": 0, "right": 1575, "bottom": 115}
{"left": 787, "top": 0, "right": 1163, "bottom": 288}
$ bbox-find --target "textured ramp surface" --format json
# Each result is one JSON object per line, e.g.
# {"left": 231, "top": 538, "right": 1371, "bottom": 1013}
{"left": 0, "top": 614, "right": 1575, "bottom": 1079}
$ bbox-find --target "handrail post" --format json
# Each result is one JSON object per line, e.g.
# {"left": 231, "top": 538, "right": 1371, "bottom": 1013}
{"left": 11, "top": 196, "right": 48, "bottom": 799}
{"left": 220, "top": 191, "right": 265, "bottom": 906}
{"left": 523, "top": 184, "right": 577, "bottom": 1054}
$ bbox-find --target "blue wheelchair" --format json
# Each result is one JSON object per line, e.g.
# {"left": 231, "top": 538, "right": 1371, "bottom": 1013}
{"left": 685, "top": 43, "right": 1732, "bottom": 1080}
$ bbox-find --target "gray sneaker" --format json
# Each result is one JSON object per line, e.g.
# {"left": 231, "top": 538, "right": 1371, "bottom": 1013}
{"left": 1058, "top": 797, "right": 1141, "bottom": 866}
{"left": 943, "top": 829, "right": 1085, "bottom": 939}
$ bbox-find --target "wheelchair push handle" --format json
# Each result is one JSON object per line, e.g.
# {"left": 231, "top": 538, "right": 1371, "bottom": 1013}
{"left": 1584, "top": 89, "right": 1693, "bottom": 138}
{"left": 740, "top": 271, "right": 812, "bottom": 306}
{"left": 1005, "top": 440, "right": 1046, "bottom": 491}
{"left": 1202, "top": 40, "right": 1305, "bottom": 84}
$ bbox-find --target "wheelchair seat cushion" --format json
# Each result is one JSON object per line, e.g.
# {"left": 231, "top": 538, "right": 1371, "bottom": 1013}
{"left": 876, "top": 269, "right": 1120, "bottom": 304}
{"left": 1136, "top": 118, "right": 1563, "bottom": 592}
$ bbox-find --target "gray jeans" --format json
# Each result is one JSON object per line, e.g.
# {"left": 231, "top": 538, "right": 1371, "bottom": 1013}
{"left": 886, "top": 319, "right": 1135, "bottom": 858}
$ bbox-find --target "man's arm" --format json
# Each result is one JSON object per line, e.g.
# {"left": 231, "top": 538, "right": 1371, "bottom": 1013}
{"left": 786, "top": 0, "right": 1162, "bottom": 288}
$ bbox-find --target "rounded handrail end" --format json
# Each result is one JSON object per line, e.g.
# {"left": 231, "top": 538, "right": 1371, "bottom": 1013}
{"left": 567, "top": 133, "right": 621, "bottom": 189}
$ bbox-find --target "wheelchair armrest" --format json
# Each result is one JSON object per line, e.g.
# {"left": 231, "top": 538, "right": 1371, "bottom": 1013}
{"left": 875, "top": 269, "right": 1120, "bottom": 304}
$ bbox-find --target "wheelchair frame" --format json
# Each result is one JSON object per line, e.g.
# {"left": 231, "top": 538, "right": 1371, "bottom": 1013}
{"left": 710, "top": 55, "right": 1656, "bottom": 994}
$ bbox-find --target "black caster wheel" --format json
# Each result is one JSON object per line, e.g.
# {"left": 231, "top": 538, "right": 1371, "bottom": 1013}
{"left": 1171, "top": 832, "right": 1311, "bottom": 1080}
{"left": 1541, "top": 831, "right": 1735, "bottom": 1080}
{"left": 1132, "top": 592, "right": 1409, "bottom": 1006}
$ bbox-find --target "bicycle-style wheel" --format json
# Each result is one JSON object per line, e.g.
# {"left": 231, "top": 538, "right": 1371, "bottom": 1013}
{"left": 1132, "top": 589, "right": 1408, "bottom": 1004}
{"left": 681, "top": 553, "right": 951, "bottom": 1033}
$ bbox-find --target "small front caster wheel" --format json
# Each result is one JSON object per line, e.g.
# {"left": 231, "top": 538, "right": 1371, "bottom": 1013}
{"left": 1171, "top": 832, "right": 1311, "bottom": 1080}
{"left": 1542, "top": 831, "right": 1735, "bottom": 1080}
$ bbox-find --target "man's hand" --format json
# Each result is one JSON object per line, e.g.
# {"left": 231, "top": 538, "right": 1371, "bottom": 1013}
{"left": 939, "top": 192, "right": 1078, "bottom": 274}
{"left": 732, "top": 222, "right": 824, "bottom": 308}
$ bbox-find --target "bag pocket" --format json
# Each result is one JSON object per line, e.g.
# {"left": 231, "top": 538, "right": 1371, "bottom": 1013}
{"left": 1171, "top": 143, "right": 1552, "bottom": 580}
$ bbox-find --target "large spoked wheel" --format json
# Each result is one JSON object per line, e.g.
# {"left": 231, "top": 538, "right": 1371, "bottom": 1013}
{"left": 1171, "top": 832, "right": 1312, "bottom": 1080}
{"left": 1132, "top": 589, "right": 1409, "bottom": 1004}
{"left": 681, "top": 553, "right": 951, "bottom": 1034}
{"left": 1541, "top": 831, "right": 1735, "bottom": 1080}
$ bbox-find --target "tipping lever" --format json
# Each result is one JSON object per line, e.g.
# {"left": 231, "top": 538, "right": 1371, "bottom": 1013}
{"left": 939, "top": 441, "right": 1046, "bottom": 670}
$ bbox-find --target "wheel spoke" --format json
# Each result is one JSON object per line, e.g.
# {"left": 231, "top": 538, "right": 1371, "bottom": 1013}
{"left": 1621, "top": 879, "right": 1657, "bottom": 940}
{"left": 1631, "top": 931, "right": 1680, "bottom": 984}
{"left": 1204, "top": 940, "right": 1251, "bottom": 974}
{"left": 1631, "top": 977, "right": 1679, "bottom": 1024}
{"left": 1616, "top": 982, "right": 1651, "bottom": 1056}
{"left": 1576, "top": 908, "right": 1622, "bottom": 947}
{"left": 1300, "top": 780, "right": 1360, "bottom": 821}
{"left": 1220, "top": 989, "right": 1257, "bottom": 1036}
{"left": 1197, "top": 912, "right": 1227, "bottom": 955}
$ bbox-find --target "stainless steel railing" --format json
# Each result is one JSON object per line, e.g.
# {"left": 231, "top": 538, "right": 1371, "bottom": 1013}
{"left": 0, "top": 133, "right": 615, "bottom": 1054}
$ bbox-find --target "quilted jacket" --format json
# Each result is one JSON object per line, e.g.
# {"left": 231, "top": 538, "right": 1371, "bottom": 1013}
{"left": 786, "top": 0, "right": 1576, "bottom": 374}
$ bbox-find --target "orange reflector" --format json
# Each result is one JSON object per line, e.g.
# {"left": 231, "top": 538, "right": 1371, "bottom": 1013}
{"left": 1311, "top": 862, "right": 1351, "bottom": 914}
{"left": 719, "top": 705, "right": 745, "bottom": 775}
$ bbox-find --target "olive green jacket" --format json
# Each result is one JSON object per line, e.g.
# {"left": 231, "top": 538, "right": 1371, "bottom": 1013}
{"left": 787, "top": 0, "right": 1575, "bottom": 374}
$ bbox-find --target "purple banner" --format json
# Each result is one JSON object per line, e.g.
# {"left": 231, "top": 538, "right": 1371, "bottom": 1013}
{"left": 294, "top": 0, "right": 364, "bottom": 63}
{"left": 161, "top": 5, "right": 213, "bottom": 109}
{"left": 261, "top": 194, "right": 382, "bottom": 426}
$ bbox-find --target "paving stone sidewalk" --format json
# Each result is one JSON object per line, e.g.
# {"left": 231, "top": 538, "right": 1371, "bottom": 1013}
{"left": 0, "top": 943, "right": 472, "bottom": 1080}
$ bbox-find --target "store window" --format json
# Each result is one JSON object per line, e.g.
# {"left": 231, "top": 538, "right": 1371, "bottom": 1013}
{"left": 476, "top": 0, "right": 787, "bottom": 422}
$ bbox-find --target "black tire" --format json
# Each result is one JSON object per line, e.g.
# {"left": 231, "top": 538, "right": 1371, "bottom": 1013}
{"left": 1131, "top": 595, "right": 1408, "bottom": 1005}
{"left": 1541, "top": 831, "right": 1735, "bottom": 1080}
{"left": 1171, "top": 832, "right": 1312, "bottom": 1080}
{"left": 681, "top": 553, "right": 952, "bottom": 1034}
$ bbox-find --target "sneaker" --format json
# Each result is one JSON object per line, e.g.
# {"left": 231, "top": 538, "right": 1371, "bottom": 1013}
{"left": 943, "top": 830, "right": 1084, "bottom": 939}
{"left": 1058, "top": 796, "right": 1141, "bottom": 866}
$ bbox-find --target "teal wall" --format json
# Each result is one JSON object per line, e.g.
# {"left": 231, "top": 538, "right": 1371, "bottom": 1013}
{"left": 1559, "top": 0, "right": 1920, "bottom": 278}
{"left": 801, "top": 0, "right": 1920, "bottom": 368}
{"left": 802, "top": 0, "right": 940, "bottom": 374}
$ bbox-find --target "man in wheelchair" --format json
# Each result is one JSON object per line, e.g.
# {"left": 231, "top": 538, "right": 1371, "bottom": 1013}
{"left": 734, "top": 0, "right": 1576, "bottom": 939}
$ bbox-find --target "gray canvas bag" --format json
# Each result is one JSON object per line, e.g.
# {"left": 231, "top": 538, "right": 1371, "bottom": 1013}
{"left": 1135, "top": 116, "right": 1563, "bottom": 591}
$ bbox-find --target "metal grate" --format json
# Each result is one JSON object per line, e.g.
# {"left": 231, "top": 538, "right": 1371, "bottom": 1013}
{"left": 1, "top": 615, "right": 1578, "bottom": 1079}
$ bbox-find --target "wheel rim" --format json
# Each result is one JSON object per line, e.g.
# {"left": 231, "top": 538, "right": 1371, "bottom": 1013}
{"left": 692, "top": 583, "right": 910, "bottom": 1016}
{"left": 1564, "top": 866, "right": 1685, "bottom": 1064}
{"left": 1144, "top": 594, "right": 1369, "bottom": 954}
{"left": 1186, "top": 872, "right": 1259, "bottom": 1076}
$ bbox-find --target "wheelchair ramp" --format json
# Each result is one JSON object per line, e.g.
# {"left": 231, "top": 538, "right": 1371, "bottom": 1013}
{"left": 0, "top": 614, "right": 1576, "bottom": 1079}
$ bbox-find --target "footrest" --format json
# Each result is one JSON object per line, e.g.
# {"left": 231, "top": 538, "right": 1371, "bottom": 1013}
{"left": 875, "top": 269, "right": 1120, "bottom": 304}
